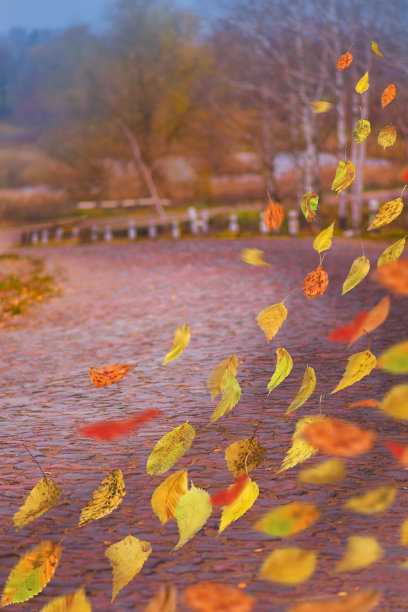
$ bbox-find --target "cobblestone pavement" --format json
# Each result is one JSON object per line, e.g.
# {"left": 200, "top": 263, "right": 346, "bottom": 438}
{"left": 0, "top": 238, "right": 407, "bottom": 611}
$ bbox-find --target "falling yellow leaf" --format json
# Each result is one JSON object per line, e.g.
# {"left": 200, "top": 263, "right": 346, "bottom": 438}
{"left": 210, "top": 371, "right": 241, "bottom": 423}
{"left": 378, "top": 125, "right": 397, "bottom": 149}
{"left": 163, "top": 323, "right": 190, "bottom": 365}
{"left": 298, "top": 458, "right": 346, "bottom": 485}
{"left": 288, "top": 589, "right": 381, "bottom": 612}
{"left": 335, "top": 536, "right": 383, "bottom": 572}
{"left": 219, "top": 478, "right": 258, "bottom": 534}
{"left": 257, "top": 301, "right": 287, "bottom": 342}
{"left": 344, "top": 485, "right": 396, "bottom": 514}
{"left": 401, "top": 518, "right": 408, "bottom": 546}
{"left": 277, "top": 416, "right": 323, "bottom": 473}
{"left": 253, "top": 502, "right": 320, "bottom": 538}
{"left": 331, "top": 161, "right": 356, "bottom": 194}
{"left": 174, "top": 484, "right": 212, "bottom": 550}
{"left": 378, "top": 237, "right": 406, "bottom": 267}
{"left": 371, "top": 41, "right": 383, "bottom": 56}
{"left": 151, "top": 470, "right": 188, "bottom": 525}
{"left": 331, "top": 350, "right": 376, "bottom": 394}
{"left": 1, "top": 540, "right": 61, "bottom": 606}
{"left": 144, "top": 586, "right": 176, "bottom": 612}
{"left": 286, "top": 366, "right": 316, "bottom": 415}
{"left": 260, "top": 548, "right": 317, "bottom": 584}
{"left": 105, "top": 535, "right": 151, "bottom": 602}
{"left": 225, "top": 437, "right": 266, "bottom": 478}
{"left": 146, "top": 423, "right": 195, "bottom": 475}
{"left": 310, "top": 101, "right": 332, "bottom": 113}
{"left": 39, "top": 588, "right": 91, "bottom": 612}
{"left": 377, "top": 340, "right": 408, "bottom": 373}
{"left": 353, "top": 119, "right": 371, "bottom": 143}
{"left": 342, "top": 255, "right": 370, "bottom": 294}
{"left": 313, "top": 223, "right": 334, "bottom": 253}
{"left": 13, "top": 477, "right": 61, "bottom": 531}
{"left": 208, "top": 355, "right": 238, "bottom": 400}
{"left": 380, "top": 384, "right": 408, "bottom": 420}
{"left": 355, "top": 71, "right": 369, "bottom": 94}
{"left": 78, "top": 469, "right": 125, "bottom": 527}
{"left": 267, "top": 348, "right": 293, "bottom": 395}
{"left": 240, "top": 248, "right": 270, "bottom": 266}
{"left": 367, "top": 198, "right": 404, "bottom": 230}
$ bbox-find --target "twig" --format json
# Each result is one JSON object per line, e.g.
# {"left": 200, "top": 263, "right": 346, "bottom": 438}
{"left": 22, "top": 443, "right": 47, "bottom": 479}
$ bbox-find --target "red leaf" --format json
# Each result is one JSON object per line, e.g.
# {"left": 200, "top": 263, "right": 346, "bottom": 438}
{"left": 78, "top": 408, "right": 161, "bottom": 441}
{"left": 385, "top": 441, "right": 408, "bottom": 465}
{"left": 210, "top": 474, "right": 249, "bottom": 506}
{"left": 329, "top": 311, "right": 368, "bottom": 342}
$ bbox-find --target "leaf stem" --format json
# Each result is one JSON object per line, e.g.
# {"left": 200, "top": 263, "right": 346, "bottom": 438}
{"left": 22, "top": 443, "right": 47, "bottom": 479}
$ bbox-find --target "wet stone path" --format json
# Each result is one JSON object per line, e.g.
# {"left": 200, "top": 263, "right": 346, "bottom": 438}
{"left": 0, "top": 238, "right": 407, "bottom": 611}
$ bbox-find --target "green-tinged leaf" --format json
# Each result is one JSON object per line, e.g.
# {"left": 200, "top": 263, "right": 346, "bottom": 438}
{"left": 310, "top": 101, "right": 332, "bottom": 113}
{"left": 208, "top": 355, "right": 238, "bottom": 400}
{"left": 163, "top": 323, "right": 190, "bottom": 365}
{"left": 147, "top": 423, "right": 195, "bottom": 475}
{"left": 253, "top": 502, "right": 320, "bottom": 538}
{"left": 13, "top": 477, "right": 61, "bottom": 531}
{"left": 353, "top": 119, "right": 371, "bottom": 143}
{"left": 371, "top": 41, "right": 383, "bottom": 57}
{"left": 257, "top": 301, "right": 287, "bottom": 342}
{"left": 286, "top": 366, "right": 316, "bottom": 415}
{"left": 380, "top": 384, "right": 408, "bottom": 420}
{"left": 240, "top": 248, "right": 270, "bottom": 266}
{"left": 174, "top": 484, "right": 212, "bottom": 550}
{"left": 355, "top": 71, "right": 369, "bottom": 94}
{"left": 298, "top": 459, "right": 346, "bottom": 485}
{"left": 260, "top": 548, "right": 317, "bottom": 584}
{"left": 378, "top": 237, "right": 406, "bottom": 267}
{"left": 342, "top": 255, "right": 370, "bottom": 294}
{"left": 332, "top": 161, "right": 356, "bottom": 194}
{"left": 368, "top": 198, "right": 404, "bottom": 230}
{"left": 39, "top": 588, "right": 92, "bottom": 612}
{"left": 331, "top": 350, "right": 376, "bottom": 394}
{"left": 1, "top": 541, "right": 61, "bottom": 606}
{"left": 267, "top": 348, "right": 293, "bottom": 395}
{"left": 210, "top": 371, "right": 241, "bottom": 423}
{"left": 301, "top": 191, "right": 319, "bottom": 222}
{"left": 335, "top": 536, "right": 383, "bottom": 572}
{"left": 377, "top": 340, "right": 408, "bottom": 373}
{"left": 151, "top": 470, "right": 188, "bottom": 525}
{"left": 225, "top": 437, "right": 266, "bottom": 478}
{"left": 78, "top": 469, "right": 125, "bottom": 527}
{"left": 378, "top": 125, "right": 397, "bottom": 149}
{"left": 344, "top": 486, "right": 396, "bottom": 514}
{"left": 277, "top": 416, "right": 323, "bottom": 473}
{"left": 105, "top": 536, "right": 151, "bottom": 602}
{"left": 313, "top": 223, "right": 334, "bottom": 253}
{"left": 219, "top": 477, "right": 258, "bottom": 534}
{"left": 288, "top": 589, "right": 381, "bottom": 612}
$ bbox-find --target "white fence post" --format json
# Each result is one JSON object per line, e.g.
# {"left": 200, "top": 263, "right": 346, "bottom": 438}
{"left": 259, "top": 211, "right": 269, "bottom": 235}
{"left": 72, "top": 226, "right": 79, "bottom": 240}
{"left": 104, "top": 226, "right": 112, "bottom": 242}
{"left": 201, "top": 209, "right": 209, "bottom": 234}
{"left": 188, "top": 206, "right": 199, "bottom": 235}
{"left": 128, "top": 221, "right": 137, "bottom": 240}
{"left": 31, "top": 231, "right": 38, "bottom": 244}
{"left": 368, "top": 199, "right": 379, "bottom": 229}
{"left": 229, "top": 213, "right": 239, "bottom": 235}
{"left": 55, "top": 227, "right": 63, "bottom": 241}
{"left": 148, "top": 222, "right": 157, "bottom": 239}
{"left": 171, "top": 220, "right": 180, "bottom": 239}
{"left": 288, "top": 210, "right": 299, "bottom": 236}
{"left": 91, "top": 226, "right": 98, "bottom": 242}
{"left": 41, "top": 229, "right": 48, "bottom": 245}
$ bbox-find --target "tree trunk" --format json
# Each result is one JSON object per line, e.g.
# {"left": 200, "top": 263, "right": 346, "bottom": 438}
{"left": 261, "top": 89, "right": 278, "bottom": 200}
{"left": 119, "top": 120, "right": 167, "bottom": 221}
{"left": 336, "top": 70, "right": 347, "bottom": 229}
{"left": 302, "top": 105, "right": 317, "bottom": 193}
{"left": 351, "top": 92, "right": 369, "bottom": 233}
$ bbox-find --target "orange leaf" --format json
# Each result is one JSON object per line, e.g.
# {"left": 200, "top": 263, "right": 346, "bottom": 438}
{"left": 184, "top": 582, "right": 255, "bottom": 612}
{"left": 385, "top": 441, "right": 408, "bottom": 466}
{"left": 78, "top": 408, "right": 161, "bottom": 441}
{"left": 348, "top": 295, "right": 390, "bottom": 346}
{"left": 301, "top": 417, "right": 375, "bottom": 457}
{"left": 264, "top": 201, "right": 284, "bottom": 232}
{"left": 336, "top": 51, "right": 353, "bottom": 71}
{"left": 288, "top": 589, "right": 381, "bottom": 612}
{"left": 376, "top": 259, "right": 408, "bottom": 296}
{"left": 210, "top": 474, "right": 249, "bottom": 506}
{"left": 329, "top": 311, "right": 368, "bottom": 343}
{"left": 381, "top": 83, "right": 396, "bottom": 108}
{"left": 302, "top": 267, "right": 328, "bottom": 300}
{"left": 89, "top": 362, "right": 137, "bottom": 387}
{"left": 348, "top": 399, "right": 380, "bottom": 409}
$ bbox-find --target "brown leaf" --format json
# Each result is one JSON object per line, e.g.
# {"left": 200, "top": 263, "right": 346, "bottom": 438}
{"left": 287, "top": 589, "right": 381, "bottom": 612}
{"left": 376, "top": 259, "right": 408, "bottom": 296}
{"left": 264, "top": 201, "right": 284, "bottom": 232}
{"left": 89, "top": 362, "right": 137, "bottom": 387}
{"left": 184, "top": 582, "right": 255, "bottom": 612}
{"left": 381, "top": 83, "right": 396, "bottom": 108}
{"left": 302, "top": 267, "right": 328, "bottom": 300}
{"left": 301, "top": 417, "right": 375, "bottom": 457}
{"left": 144, "top": 586, "right": 177, "bottom": 612}
{"left": 336, "top": 51, "right": 353, "bottom": 71}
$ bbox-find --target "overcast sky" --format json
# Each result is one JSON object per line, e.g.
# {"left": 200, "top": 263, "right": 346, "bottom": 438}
{"left": 0, "top": 0, "right": 198, "bottom": 33}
